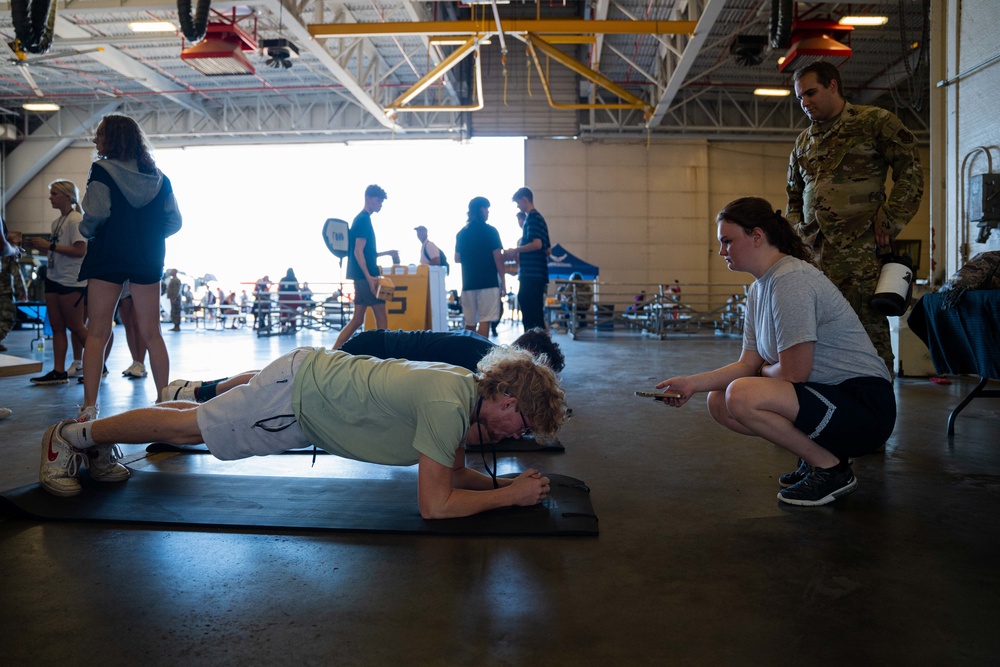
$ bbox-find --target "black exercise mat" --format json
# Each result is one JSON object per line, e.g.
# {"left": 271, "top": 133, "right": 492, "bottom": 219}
{"left": 147, "top": 436, "right": 565, "bottom": 455}
{"left": 466, "top": 435, "right": 565, "bottom": 453}
{"left": 0, "top": 471, "right": 597, "bottom": 536}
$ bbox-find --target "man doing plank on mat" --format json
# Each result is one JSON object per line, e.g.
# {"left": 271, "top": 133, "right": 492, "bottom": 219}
{"left": 40, "top": 346, "right": 567, "bottom": 519}
{"left": 160, "top": 327, "right": 565, "bottom": 404}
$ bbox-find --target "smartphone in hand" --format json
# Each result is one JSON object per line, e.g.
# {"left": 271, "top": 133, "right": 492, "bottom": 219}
{"left": 635, "top": 390, "right": 682, "bottom": 401}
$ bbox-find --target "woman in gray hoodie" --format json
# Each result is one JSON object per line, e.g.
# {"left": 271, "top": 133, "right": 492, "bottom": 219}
{"left": 76, "top": 114, "right": 182, "bottom": 421}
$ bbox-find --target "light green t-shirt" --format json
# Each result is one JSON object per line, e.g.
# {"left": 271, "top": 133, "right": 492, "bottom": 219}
{"left": 291, "top": 349, "right": 478, "bottom": 468}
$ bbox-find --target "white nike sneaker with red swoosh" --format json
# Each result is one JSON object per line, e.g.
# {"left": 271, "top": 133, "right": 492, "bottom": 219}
{"left": 40, "top": 420, "right": 86, "bottom": 497}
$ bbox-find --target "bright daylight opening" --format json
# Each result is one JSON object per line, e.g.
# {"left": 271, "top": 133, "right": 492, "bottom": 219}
{"left": 155, "top": 138, "right": 526, "bottom": 296}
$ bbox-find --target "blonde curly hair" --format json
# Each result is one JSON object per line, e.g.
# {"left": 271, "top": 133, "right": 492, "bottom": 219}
{"left": 476, "top": 345, "right": 566, "bottom": 440}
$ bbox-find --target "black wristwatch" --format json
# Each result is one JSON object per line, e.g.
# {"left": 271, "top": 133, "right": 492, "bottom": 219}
{"left": 49, "top": 242, "right": 56, "bottom": 252}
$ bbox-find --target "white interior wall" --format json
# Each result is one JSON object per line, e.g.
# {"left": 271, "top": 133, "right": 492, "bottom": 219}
{"left": 942, "top": 0, "right": 1000, "bottom": 277}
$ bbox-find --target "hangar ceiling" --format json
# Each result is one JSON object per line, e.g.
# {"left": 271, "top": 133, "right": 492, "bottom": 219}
{"left": 0, "top": 0, "right": 931, "bottom": 148}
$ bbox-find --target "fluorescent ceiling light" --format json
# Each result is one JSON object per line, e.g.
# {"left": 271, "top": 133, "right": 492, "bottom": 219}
{"left": 23, "top": 102, "right": 61, "bottom": 111}
{"left": 839, "top": 16, "right": 888, "bottom": 26}
{"left": 129, "top": 21, "right": 177, "bottom": 32}
{"left": 754, "top": 88, "right": 790, "bottom": 97}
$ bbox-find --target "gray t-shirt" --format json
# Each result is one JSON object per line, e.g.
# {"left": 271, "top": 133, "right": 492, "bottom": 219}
{"left": 744, "top": 255, "right": 891, "bottom": 384}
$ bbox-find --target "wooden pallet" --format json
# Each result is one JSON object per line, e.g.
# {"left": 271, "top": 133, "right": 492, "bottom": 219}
{"left": 0, "top": 353, "right": 42, "bottom": 377}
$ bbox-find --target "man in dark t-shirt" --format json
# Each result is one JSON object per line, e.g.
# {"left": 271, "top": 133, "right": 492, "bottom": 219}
{"left": 334, "top": 184, "right": 399, "bottom": 349}
{"left": 455, "top": 196, "right": 505, "bottom": 337}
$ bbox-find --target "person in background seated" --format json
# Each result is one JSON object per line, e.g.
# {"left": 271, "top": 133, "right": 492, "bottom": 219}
{"left": 557, "top": 272, "right": 592, "bottom": 329}
{"left": 627, "top": 290, "right": 647, "bottom": 314}
{"left": 653, "top": 197, "right": 895, "bottom": 507}
{"left": 40, "top": 346, "right": 566, "bottom": 521}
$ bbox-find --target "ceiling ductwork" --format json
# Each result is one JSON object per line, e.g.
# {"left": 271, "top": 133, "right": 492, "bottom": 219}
{"left": 778, "top": 20, "right": 853, "bottom": 74}
{"left": 181, "top": 19, "right": 257, "bottom": 76}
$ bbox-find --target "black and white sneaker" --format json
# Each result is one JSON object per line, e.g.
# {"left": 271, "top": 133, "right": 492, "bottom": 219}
{"left": 778, "top": 458, "right": 811, "bottom": 488}
{"left": 778, "top": 464, "right": 858, "bottom": 506}
{"left": 30, "top": 370, "right": 69, "bottom": 385}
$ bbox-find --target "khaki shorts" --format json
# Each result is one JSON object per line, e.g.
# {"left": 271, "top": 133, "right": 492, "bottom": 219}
{"left": 462, "top": 287, "right": 502, "bottom": 326}
{"left": 196, "top": 347, "right": 315, "bottom": 460}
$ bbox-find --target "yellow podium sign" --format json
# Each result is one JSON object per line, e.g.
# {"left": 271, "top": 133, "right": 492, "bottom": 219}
{"left": 364, "top": 265, "right": 431, "bottom": 331}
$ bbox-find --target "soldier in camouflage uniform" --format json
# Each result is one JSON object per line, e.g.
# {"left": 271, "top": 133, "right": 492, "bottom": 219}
{"left": 786, "top": 61, "right": 924, "bottom": 373}
{"left": 1, "top": 227, "right": 29, "bottom": 353}
{"left": 2, "top": 219, "right": 24, "bottom": 419}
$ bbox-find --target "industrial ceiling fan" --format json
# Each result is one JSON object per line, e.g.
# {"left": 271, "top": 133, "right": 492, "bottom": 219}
{"left": 2, "top": 39, "right": 104, "bottom": 98}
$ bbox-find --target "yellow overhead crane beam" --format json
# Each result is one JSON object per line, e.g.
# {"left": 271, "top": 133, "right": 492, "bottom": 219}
{"left": 523, "top": 34, "right": 654, "bottom": 118}
{"left": 313, "top": 19, "right": 694, "bottom": 119}
{"left": 308, "top": 19, "right": 697, "bottom": 39}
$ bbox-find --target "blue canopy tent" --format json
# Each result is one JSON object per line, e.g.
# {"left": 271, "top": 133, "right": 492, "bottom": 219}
{"left": 547, "top": 244, "right": 599, "bottom": 281}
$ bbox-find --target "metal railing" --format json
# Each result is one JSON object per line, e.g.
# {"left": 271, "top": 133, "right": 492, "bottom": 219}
{"left": 549, "top": 280, "right": 748, "bottom": 340}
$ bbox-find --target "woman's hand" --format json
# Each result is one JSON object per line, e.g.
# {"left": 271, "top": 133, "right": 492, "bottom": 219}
{"left": 655, "top": 376, "right": 695, "bottom": 407}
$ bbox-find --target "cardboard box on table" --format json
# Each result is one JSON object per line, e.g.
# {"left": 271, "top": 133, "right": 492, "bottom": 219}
{"left": 364, "top": 264, "right": 448, "bottom": 332}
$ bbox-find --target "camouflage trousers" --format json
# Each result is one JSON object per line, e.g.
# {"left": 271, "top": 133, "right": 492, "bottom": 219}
{"left": 170, "top": 298, "right": 181, "bottom": 326}
{"left": 0, "top": 293, "right": 15, "bottom": 343}
{"left": 815, "top": 232, "right": 894, "bottom": 374}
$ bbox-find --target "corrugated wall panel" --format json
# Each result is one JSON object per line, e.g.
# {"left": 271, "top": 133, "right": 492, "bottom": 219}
{"left": 471, "top": 41, "right": 580, "bottom": 138}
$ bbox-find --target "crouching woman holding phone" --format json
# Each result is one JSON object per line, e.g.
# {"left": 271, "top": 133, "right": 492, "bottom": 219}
{"left": 655, "top": 197, "right": 895, "bottom": 506}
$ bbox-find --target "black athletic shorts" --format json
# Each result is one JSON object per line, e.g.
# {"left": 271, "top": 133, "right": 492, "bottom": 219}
{"left": 44, "top": 278, "right": 87, "bottom": 297}
{"left": 88, "top": 273, "right": 161, "bottom": 286}
{"left": 793, "top": 376, "right": 896, "bottom": 458}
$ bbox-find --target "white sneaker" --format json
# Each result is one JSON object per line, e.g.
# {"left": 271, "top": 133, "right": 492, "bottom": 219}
{"left": 160, "top": 383, "right": 198, "bottom": 403}
{"left": 86, "top": 444, "right": 130, "bottom": 483}
{"left": 167, "top": 379, "right": 203, "bottom": 389}
{"left": 122, "top": 361, "right": 147, "bottom": 379}
{"left": 0, "top": 407, "right": 12, "bottom": 420}
{"left": 40, "top": 420, "right": 85, "bottom": 497}
{"left": 77, "top": 405, "right": 99, "bottom": 422}
{"left": 66, "top": 362, "right": 84, "bottom": 378}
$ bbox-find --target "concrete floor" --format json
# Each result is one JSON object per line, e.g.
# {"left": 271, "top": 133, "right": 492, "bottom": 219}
{"left": 1, "top": 321, "right": 999, "bottom": 665}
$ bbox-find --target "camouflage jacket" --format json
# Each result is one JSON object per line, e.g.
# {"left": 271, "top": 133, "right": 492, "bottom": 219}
{"left": 786, "top": 102, "right": 924, "bottom": 251}
{"left": 0, "top": 255, "right": 27, "bottom": 299}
